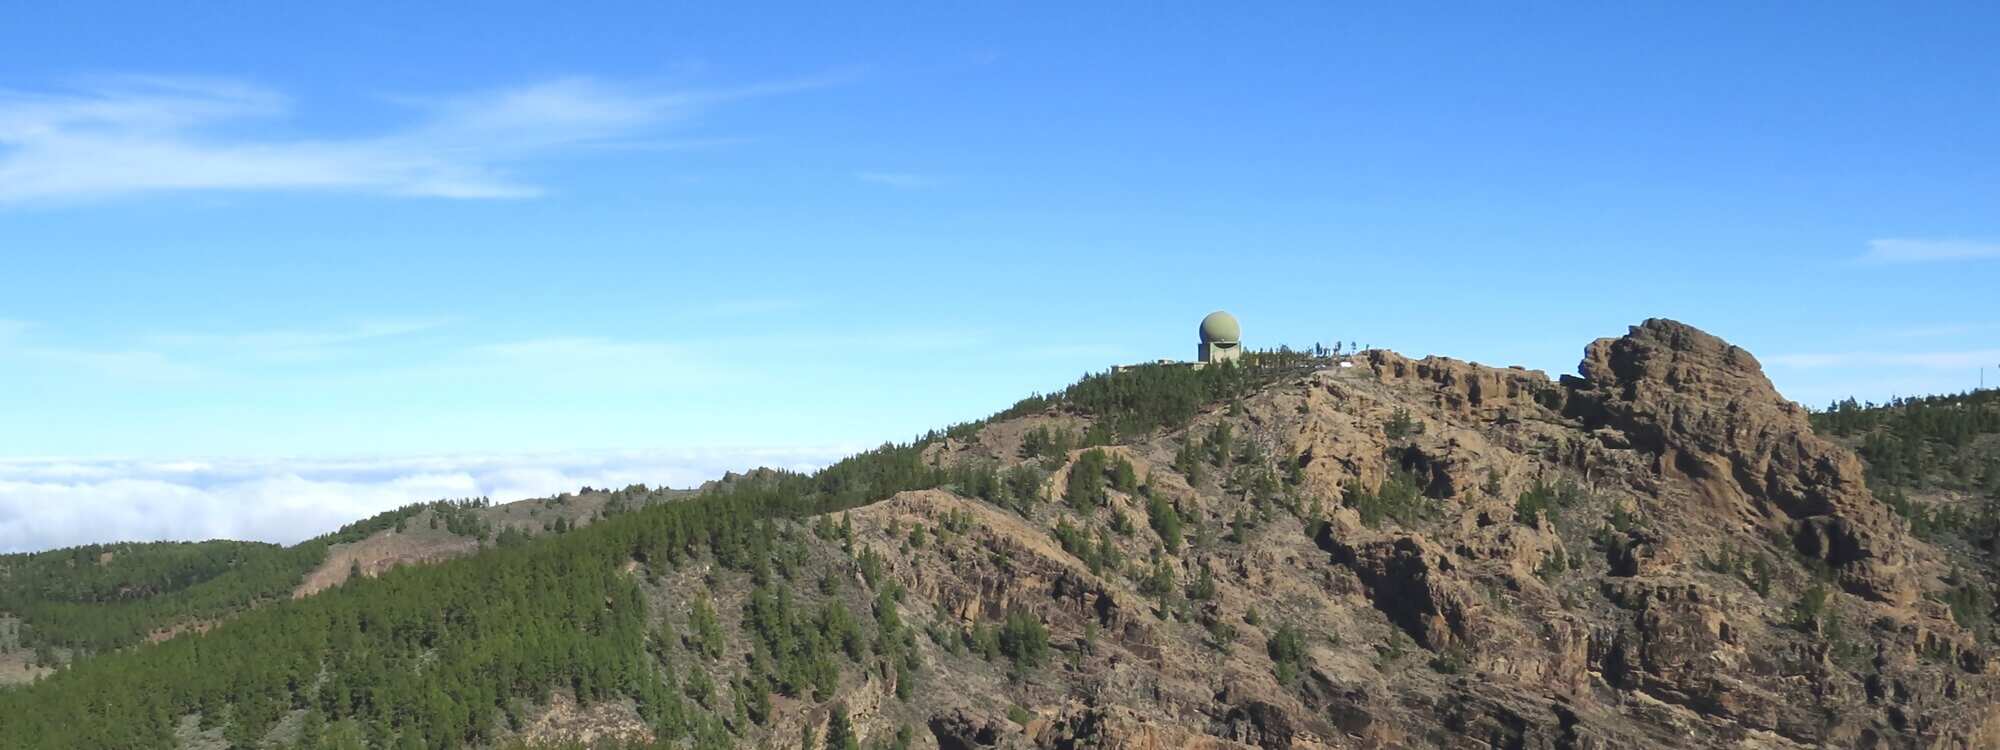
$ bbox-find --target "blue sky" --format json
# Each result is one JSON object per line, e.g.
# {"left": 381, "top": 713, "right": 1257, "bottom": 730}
{"left": 3, "top": 4, "right": 1997, "bottom": 548}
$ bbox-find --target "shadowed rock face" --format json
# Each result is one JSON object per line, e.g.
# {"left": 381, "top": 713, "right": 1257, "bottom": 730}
{"left": 930, "top": 710, "right": 1002, "bottom": 749}
{"left": 1315, "top": 527, "right": 1474, "bottom": 652}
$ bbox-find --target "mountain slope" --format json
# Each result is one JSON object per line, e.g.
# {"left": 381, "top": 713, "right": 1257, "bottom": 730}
{"left": 0, "top": 484, "right": 701, "bottom": 674}
{"left": 0, "top": 503, "right": 441, "bottom": 666}
{"left": 4, "top": 319, "right": 1998, "bottom": 749}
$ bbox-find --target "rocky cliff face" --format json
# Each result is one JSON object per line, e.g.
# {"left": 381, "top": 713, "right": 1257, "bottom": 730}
{"left": 1564, "top": 319, "right": 1925, "bottom": 606}
{"left": 801, "top": 319, "right": 1999, "bottom": 750}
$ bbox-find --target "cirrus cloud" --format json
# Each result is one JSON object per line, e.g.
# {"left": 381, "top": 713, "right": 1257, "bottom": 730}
{"left": 855, "top": 171, "right": 940, "bottom": 189}
{"left": 1860, "top": 238, "right": 2000, "bottom": 264}
{"left": 0, "top": 74, "right": 828, "bottom": 204}
{"left": 1765, "top": 349, "right": 2000, "bottom": 370}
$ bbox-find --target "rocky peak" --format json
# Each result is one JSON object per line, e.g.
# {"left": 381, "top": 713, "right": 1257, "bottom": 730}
{"left": 1576, "top": 317, "right": 1774, "bottom": 401}
{"left": 875, "top": 316, "right": 1989, "bottom": 749}
{"left": 1564, "top": 319, "right": 1920, "bottom": 604}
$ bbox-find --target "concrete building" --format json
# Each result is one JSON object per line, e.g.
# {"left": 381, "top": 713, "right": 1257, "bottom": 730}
{"left": 1198, "top": 310, "right": 1242, "bottom": 365}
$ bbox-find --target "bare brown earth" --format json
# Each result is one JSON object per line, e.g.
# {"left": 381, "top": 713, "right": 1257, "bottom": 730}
{"left": 0, "top": 655, "right": 49, "bottom": 686}
{"left": 514, "top": 691, "right": 653, "bottom": 747}
{"left": 292, "top": 518, "right": 480, "bottom": 597}
{"left": 291, "top": 489, "right": 686, "bottom": 598}
{"left": 648, "top": 319, "right": 1999, "bottom": 749}
{"left": 0, "top": 616, "right": 52, "bottom": 686}
{"left": 143, "top": 618, "right": 216, "bottom": 644}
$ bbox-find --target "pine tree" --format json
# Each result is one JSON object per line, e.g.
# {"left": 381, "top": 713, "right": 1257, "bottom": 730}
{"left": 827, "top": 705, "right": 860, "bottom": 750}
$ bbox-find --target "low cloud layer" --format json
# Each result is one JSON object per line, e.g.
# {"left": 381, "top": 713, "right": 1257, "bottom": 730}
{"left": 0, "top": 448, "right": 846, "bottom": 553}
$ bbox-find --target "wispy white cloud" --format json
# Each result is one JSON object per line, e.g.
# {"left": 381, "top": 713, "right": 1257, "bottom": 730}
{"left": 1871, "top": 322, "right": 2000, "bottom": 339}
{"left": 17, "top": 347, "right": 207, "bottom": 382}
{"left": 682, "top": 325, "right": 990, "bottom": 355}
{"left": 856, "top": 171, "right": 940, "bottom": 189}
{"left": 146, "top": 317, "right": 454, "bottom": 362}
{"left": 1018, "top": 343, "right": 1133, "bottom": 361}
{"left": 0, "top": 318, "right": 456, "bottom": 382}
{"left": 1766, "top": 349, "right": 2000, "bottom": 370}
{"left": 0, "top": 319, "right": 30, "bottom": 344}
{"left": 0, "top": 318, "right": 208, "bottom": 381}
{"left": 679, "top": 298, "right": 810, "bottom": 320}
{"left": 0, "top": 74, "right": 818, "bottom": 204}
{"left": 1860, "top": 238, "right": 2000, "bottom": 264}
{"left": 1774, "top": 373, "right": 1998, "bottom": 410}
{"left": 0, "top": 448, "right": 849, "bottom": 553}
{"left": 1880, "top": 322, "right": 1992, "bottom": 340}
{"left": 468, "top": 336, "right": 691, "bottom": 363}
{"left": 440, "top": 335, "right": 743, "bottom": 391}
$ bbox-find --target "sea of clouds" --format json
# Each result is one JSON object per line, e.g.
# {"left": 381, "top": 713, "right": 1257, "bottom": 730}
{"left": 0, "top": 447, "right": 847, "bottom": 554}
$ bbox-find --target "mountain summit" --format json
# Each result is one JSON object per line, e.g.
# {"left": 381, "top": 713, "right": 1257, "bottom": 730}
{"left": 4, "top": 319, "right": 1996, "bottom": 749}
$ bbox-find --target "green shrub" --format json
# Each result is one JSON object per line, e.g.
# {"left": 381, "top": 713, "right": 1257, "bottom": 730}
{"left": 1346, "top": 472, "right": 1428, "bottom": 528}
{"left": 999, "top": 610, "right": 1050, "bottom": 671}
{"left": 1792, "top": 586, "right": 1831, "bottom": 632}
{"left": 1187, "top": 563, "right": 1216, "bottom": 601}
{"left": 1147, "top": 494, "right": 1184, "bottom": 552}
{"left": 1518, "top": 480, "right": 1588, "bottom": 527}
{"left": 1384, "top": 408, "right": 1422, "bottom": 439}
{"left": 1066, "top": 449, "right": 1110, "bottom": 511}
{"left": 1268, "top": 623, "right": 1307, "bottom": 684}
{"left": 1021, "top": 425, "right": 1076, "bottom": 459}
{"left": 1111, "top": 456, "right": 1139, "bottom": 493}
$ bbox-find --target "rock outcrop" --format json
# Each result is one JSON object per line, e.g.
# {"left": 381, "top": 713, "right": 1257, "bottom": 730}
{"left": 850, "top": 318, "right": 1993, "bottom": 750}
{"left": 1563, "top": 319, "right": 1922, "bottom": 605}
